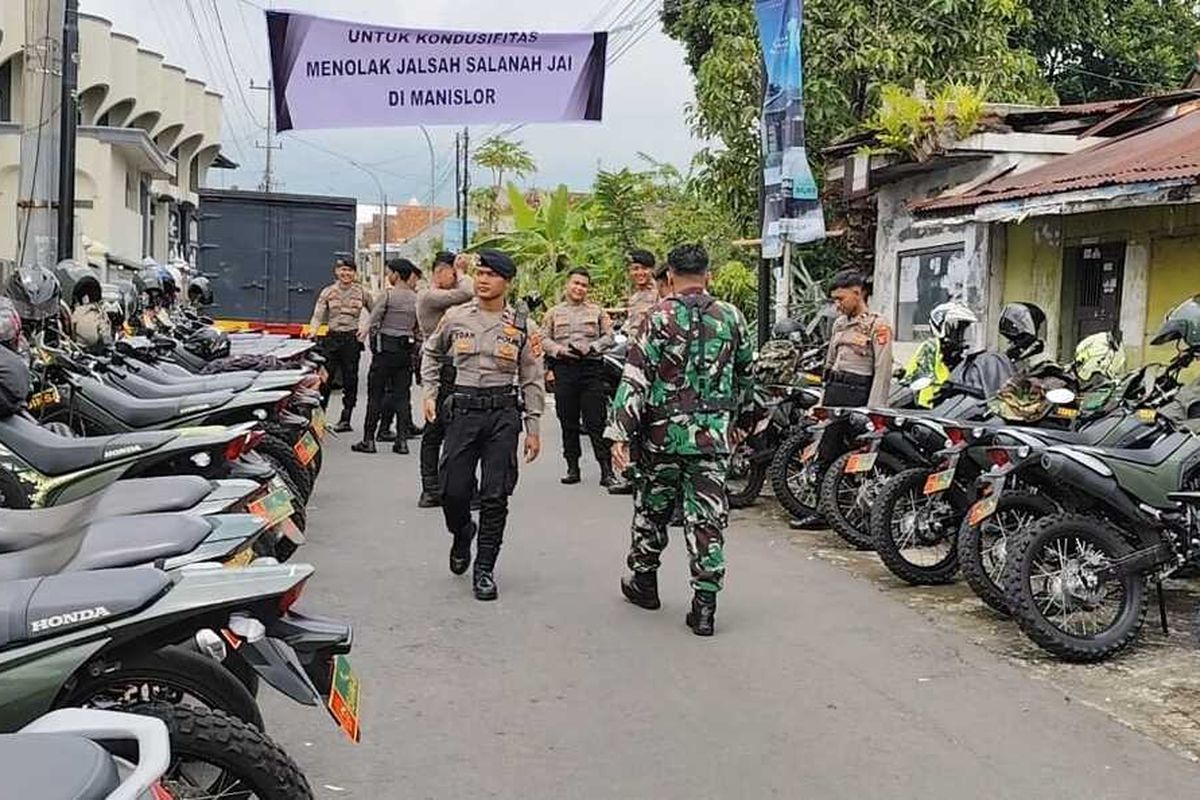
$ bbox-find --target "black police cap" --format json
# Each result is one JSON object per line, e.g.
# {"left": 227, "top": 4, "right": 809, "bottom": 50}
{"left": 477, "top": 249, "right": 516, "bottom": 279}
{"left": 387, "top": 258, "right": 416, "bottom": 280}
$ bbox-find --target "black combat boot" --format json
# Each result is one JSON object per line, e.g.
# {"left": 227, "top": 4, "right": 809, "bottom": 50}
{"left": 788, "top": 513, "right": 826, "bottom": 531}
{"left": 607, "top": 478, "right": 633, "bottom": 496}
{"left": 473, "top": 570, "right": 498, "bottom": 601}
{"left": 686, "top": 590, "right": 717, "bottom": 637}
{"left": 333, "top": 413, "right": 353, "bottom": 434}
{"left": 561, "top": 458, "right": 581, "bottom": 485}
{"left": 350, "top": 439, "right": 376, "bottom": 454}
{"left": 620, "top": 571, "right": 661, "bottom": 610}
{"left": 418, "top": 490, "right": 441, "bottom": 508}
{"left": 599, "top": 461, "right": 615, "bottom": 488}
{"left": 449, "top": 521, "right": 475, "bottom": 576}
{"left": 393, "top": 437, "right": 410, "bottom": 455}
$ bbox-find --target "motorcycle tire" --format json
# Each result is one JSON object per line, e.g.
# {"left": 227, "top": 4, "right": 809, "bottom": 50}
{"left": 727, "top": 445, "right": 768, "bottom": 509}
{"left": 132, "top": 703, "right": 314, "bottom": 800}
{"left": 957, "top": 491, "right": 1057, "bottom": 615}
{"left": 871, "top": 468, "right": 963, "bottom": 585}
{"left": 257, "top": 435, "right": 314, "bottom": 505}
{"left": 266, "top": 422, "right": 323, "bottom": 480}
{"left": 1003, "top": 513, "right": 1148, "bottom": 663}
{"left": 768, "top": 429, "right": 822, "bottom": 519}
{"left": 62, "top": 644, "right": 264, "bottom": 729}
{"left": 0, "top": 468, "right": 32, "bottom": 509}
{"left": 818, "top": 450, "right": 904, "bottom": 550}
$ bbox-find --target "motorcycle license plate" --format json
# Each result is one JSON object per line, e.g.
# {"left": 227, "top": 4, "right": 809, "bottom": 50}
{"left": 967, "top": 495, "right": 999, "bottom": 526}
{"left": 924, "top": 469, "right": 955, "bottom": 495}
{"left": 294, "top": 432, "right": 320, "bottom": 466}
{"left": 27, "top": 386, "right": 61, "bottom": 412}
{"left": 248, "top": 488, "right": 294, "bottom": 526}
{"left": 311, "top": 407, "right": 327, "bottom": 440}
{"left": 844, "top": 452, "right": 878, "bottom": 474}
{"left": 327, "top": 654, "right": 362, "bottom": 743}
{"left": 223, "top": 546, "right": 256, "bottom": 568}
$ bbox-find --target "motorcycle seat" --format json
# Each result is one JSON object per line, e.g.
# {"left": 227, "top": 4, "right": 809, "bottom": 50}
{"left": 94, "top": 477, "right": 215, "bottom": 518}
{"left": 107, "top": 369, "right": 255, "bottom": 399}
{"left": 0, "top": 567, "right": 170, "bottom": 648}
{"left": 0, "top": 733, "right": 120, "bottom": 799}
{"left": 0, "top": 415, "right": 178, "bottom": 476}
{"left": 124, "top": 359, "right": 258, "bottom": 388}
{"left": 193, "top": 479, "right": 261, "bottom": 515}
{"left": 1085, "top": 431, "right": 1191, "bottom": 467}
{"left": 65, "top": 514, "right": 214, "bottom": 572}
{"left": 76, "top": 376, "right": 234, "bottom": 428}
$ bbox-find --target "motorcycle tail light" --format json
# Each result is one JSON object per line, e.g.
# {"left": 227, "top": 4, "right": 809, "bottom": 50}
{"left": 245, "top": 430, "right": 265, "bottom": 451}
{"left": 811, "top": 406, "right": 829, "bottom": 422}
{"left": 225, "top": 431, "right": 261, "bottom": 462}
{"left": 869, "top": 413, "right": 890, "bottom": 432}
{"left": 150, "top": 782, "right": 175, "bottom": 800}
{"left": 987, "top": 448, "right": 1011, "bottom": 468}
{"left": 279, "top": 576, "right": 310, "bottom": 615}
{"left": 946, "top": 427, "right": 966, "bottom": 445}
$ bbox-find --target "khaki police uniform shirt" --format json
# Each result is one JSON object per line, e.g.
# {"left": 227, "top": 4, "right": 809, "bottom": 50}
{"left": 309, "top": 282, "right": 372, "bottom": 334}
{"left": 824, "top": 309, "right": 894, "bottom": 407}
{"left": 417, "top": 275, "right": 475, "bottom": 337}
{"left": 626, "top": 287, "right": 660, "bottom": 335}
{"left": 421, "top": 300, "right": 547, "bottom": 435}
{"left": 367, "top": 282, "right": 420, "bottom": 339}
{"left": 542, "top": 300, "right": 614, "bottom": 359}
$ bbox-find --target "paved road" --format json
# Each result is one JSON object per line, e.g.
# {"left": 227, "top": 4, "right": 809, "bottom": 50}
{"left": 264, "top": 402, "right": 1200, "bottom": 799}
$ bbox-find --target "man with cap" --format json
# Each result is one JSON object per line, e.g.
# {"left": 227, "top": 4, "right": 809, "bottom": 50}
{"left": 624, "top": 249, "right": 660, "bottom": 336}
{"left": 607, "top": 243, "right": 764, "bottom": 636}
{"left": 308, "top": 257, "right": 373, "bottom": 431}
{"left": 352, "top": 258, "right": 421, "bottom": 455}
{"left": 416, "top": 251, "right": 476, "bottom": 508}
{"left": 422, "top": 248, "right": 545, "bottom": 601}
{"left": 542, "top": 267, "right": 616, "bottom": 487}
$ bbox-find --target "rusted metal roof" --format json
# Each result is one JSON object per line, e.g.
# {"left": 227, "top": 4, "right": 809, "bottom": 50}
{"left": 912, "top": 108, "right": 1200, "bottom": 214}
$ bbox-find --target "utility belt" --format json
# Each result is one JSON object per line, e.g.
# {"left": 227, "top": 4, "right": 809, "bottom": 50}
{"left": 449, "top": 385, "right": 519, "bottom": 411}
{"left": 373, "top": 332, "right": 415, "bottom": 354}
{"left": 645, "top": 400, "right": 737, "bottom": 421}
{"left": 826, "top": 369, "right": 871, "bottom": 387}
{"left": 324, "top": 329, "right": 358, "bottom": 341}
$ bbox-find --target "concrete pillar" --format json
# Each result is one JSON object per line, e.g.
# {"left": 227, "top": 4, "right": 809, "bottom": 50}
{"left": 1120, "top": 238, "right": 1150, "bottom": 366}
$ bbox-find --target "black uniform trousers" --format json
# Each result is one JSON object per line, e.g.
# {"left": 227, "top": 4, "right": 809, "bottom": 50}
{"left": 439, "top": 387, "right": 521, "bottom": 574}
{"left": 552, "top": 359, "right": 610, "bottom": 465}
{"left": 420, "top": 362, "right": 457, "bottom": 493}
{"left": 816, "top": 371, "right": 871, "bottom": 462}
{"left": 362, "top": 337, "right": 413, "bottom": 441}
{"left": 319, "top": 331, "right": 362, "bottom": 420}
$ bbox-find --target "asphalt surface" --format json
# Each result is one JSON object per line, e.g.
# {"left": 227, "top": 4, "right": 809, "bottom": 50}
{"left": 263, "top": 395, "right": 1200, "bottom": 799}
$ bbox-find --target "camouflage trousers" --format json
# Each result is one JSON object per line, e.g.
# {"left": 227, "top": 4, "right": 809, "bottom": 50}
{"left": 628, "top": 453, "right": 731, "bottom": 593}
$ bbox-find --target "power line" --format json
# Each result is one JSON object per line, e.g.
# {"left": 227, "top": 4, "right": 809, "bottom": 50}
{"left": 209, "top": 0, "right": 265, "bottom": 127}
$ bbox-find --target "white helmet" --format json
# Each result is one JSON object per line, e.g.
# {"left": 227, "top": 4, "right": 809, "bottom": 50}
{"left": 929, "top": 301, "right": 977, "bottom": 342}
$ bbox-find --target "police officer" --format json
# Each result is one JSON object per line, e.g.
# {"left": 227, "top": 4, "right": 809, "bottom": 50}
{"left": 415, "top": 252, "right": 475, "bottom": 508}
{"left": 543, "top": 267, "right": 615, "bottom": 486}
{"left": 377, "top": 265, "right": 427, "bottom": 444}
{"left": 625, "top": 249, "right": 660, "bottom": 335}
{"left": 823, "top": 269, "right": 893, "bottom": 408}
{"left": 607, "top": 243, "right": 764, "bottom": 636}
{"left": 308, "top": 257, "right": 373, "bottom": 432}
{"left": 352, "top": 258, "right": 421, "bottom": 455}
{"left": 421, "top": 249, "right": 544, "bottom": 601}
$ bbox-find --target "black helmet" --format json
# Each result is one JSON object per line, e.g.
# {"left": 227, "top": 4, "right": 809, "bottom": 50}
{"left": 1150, "top": 295, "right": 1200, "bottom": 349}
{"left": 102, "top": 280, "right": 138, "bottom": 330}
{"left": 159, "top": 265, "right": 180, "bottom": 301}
{"left": 998, "top": 302, "right": 1046, "bottom": 352}
{"left": 133, "top": 264, "right": 164, "bottom": 301}
{"left": 55, "top": 260, "right": 103, "bottom": 308}
{"left": 184, "top": 326, "right": 231, "bottom": 361}
{"left": 772, "top": 318, "right": 804, "bottom": 339}
{"left": 187, "top": 276, "right": 215, "bottom": 307}
{"left": 5, "top": 266, "right": 62, "bottom": 323}
{"left": 0, "top": 297, "right": 22, "bottom": 350}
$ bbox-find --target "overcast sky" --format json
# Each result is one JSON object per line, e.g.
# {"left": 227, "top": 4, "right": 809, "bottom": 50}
{"left": 78, "top": 0, "right": 701, "bottom": 210}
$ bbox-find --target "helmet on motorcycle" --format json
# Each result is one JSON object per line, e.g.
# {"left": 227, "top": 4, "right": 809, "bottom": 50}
{"left": 0, "top": 297, "right": 22, "bottom": 351}
{"left": 771, "top": 318, "right": 804, "bottom": 339}
{"left": 133, "top": 264, "right": 164, "bottom": 302}
{"left": 1074, "top": 331, "right": 1126, "bottom": 382}
{"left": 187, "top": 275, "right": 215, "bottom": 307}
{"left": 1150, "top": 295, "right": 1200, "bottom": 349}
{"left": 159, "top": 265, "right": 181, "bottom": 303}
{"left": 5, "top": 266, "right": 62, "bottom": 323}
{"left": 184, "top": 326, "right": 231, "bottom": 361}
{"left": 998, "top": 302, "right": 1045, "bottom": 353}
{"left": 928, "top": 301, "right": 977, "bottom": 342}
{"left": 54, "top": 259, "right": 103, "bottom": 308}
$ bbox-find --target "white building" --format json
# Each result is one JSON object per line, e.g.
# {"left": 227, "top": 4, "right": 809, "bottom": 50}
{"left": 0, "top": 6, "right": 233, "bottom": 274}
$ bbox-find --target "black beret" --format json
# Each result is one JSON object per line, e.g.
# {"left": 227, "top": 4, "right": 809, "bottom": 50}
{"left": 477, "top": 249, "right": 516, "bottom": 279}
{"left": 386, "top": 258, "right": 416, "bottom": 279}
{"left": 433, "top": 251, "right": 456, "bottom": 267}
{"left": 628, "top": 249, "right": 656, "bottom": 268}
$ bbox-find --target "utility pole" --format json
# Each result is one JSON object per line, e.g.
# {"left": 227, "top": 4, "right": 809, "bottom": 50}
{"left": 56, "top": 0, "right": 79, "bottom": 263}
{"left": 17, "top": 0, "right": 67, "bottom": 271}
{"left": 453, "top": 131, "right": 462, "bottom": 220}
{"left": 459, "top": 126, "right": 469, "bottom": 249}
{"left": 249, "top": 80, "right": 280, "bottom": 193}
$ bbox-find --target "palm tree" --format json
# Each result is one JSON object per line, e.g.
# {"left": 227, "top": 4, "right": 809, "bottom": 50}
{"left": 472, "top": 137, "right": 537, "bottom": 232}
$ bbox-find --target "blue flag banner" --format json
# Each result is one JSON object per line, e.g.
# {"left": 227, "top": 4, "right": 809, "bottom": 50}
{"left": 755, "top": 0, "right": 825, "bottom": 258}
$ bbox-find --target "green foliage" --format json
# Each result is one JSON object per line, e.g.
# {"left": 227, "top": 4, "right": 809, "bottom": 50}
{"left": 472, "top": 137, "right": 537, "bottom": 232}
{"left": 1015, "top": 0, "right": 1200, "bottom": 103}
{"left": 868, "top": 83, "right": 988, "bottom": 159}
{"left": 710, "top": 259, "right": 758, "bottom": 324}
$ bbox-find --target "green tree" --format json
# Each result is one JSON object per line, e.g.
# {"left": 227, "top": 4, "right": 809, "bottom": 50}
{"left": 1014, "top": 0, "right": 1200, "bottom": 103}
{"left": 472, "top": 137, "right": 537, "bottom": 232}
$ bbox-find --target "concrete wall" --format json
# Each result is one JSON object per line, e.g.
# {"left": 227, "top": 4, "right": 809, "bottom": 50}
{"left": 1001, "top": 204, "right": 1200, "bottom": 366}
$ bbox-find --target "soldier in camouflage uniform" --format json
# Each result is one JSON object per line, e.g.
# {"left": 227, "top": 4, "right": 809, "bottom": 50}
{"left": 606, "top": 243, "right": 764, "bottom": 637}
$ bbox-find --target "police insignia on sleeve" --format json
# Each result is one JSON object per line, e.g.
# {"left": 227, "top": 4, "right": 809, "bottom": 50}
{"left": 875, "top": 324, "right": 892, "bottom": 346}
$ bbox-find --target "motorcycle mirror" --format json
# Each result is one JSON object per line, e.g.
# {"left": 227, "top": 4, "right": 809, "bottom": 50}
{"left": 909, "top": 376, "right": 934, "bottom": 392}
{"left": 1046, "top": 387, "right": 1076, "bottom": 405}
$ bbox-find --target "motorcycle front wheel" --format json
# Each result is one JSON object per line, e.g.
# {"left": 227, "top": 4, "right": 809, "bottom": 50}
{"left": 726, "top": 442, "right": 767, "bottom": 509}
{"left": 1003, "top": 513, "right": 1148, "bottom": 663}
{"left": 768, "top": 429, "right": 822, "bottom": 519}
{"left": 870, "top": 468, "right": 963, "bottom": 585}
{"left": 818, "top": 450, "right": 904, "bottom": 550}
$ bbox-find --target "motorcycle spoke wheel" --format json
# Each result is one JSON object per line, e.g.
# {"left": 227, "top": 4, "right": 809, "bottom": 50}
{"left": 979, "top": 508, "right": 1034, "bottom": 586}
{"left": 1028, "top": 535, "right": 1124, "bottom": 639}
{"left": 888, "top": 491, "right": 953, "bottom": 568}
{"left": 166, "top": 759, "right": 257, "bottom": 799}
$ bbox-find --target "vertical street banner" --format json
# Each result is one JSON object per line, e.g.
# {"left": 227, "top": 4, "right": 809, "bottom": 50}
{"left": 755, "top": 0, "right": 825, "bottom": 259}
{"left": 265, "top": 11, "right": 608, "bottom": 130}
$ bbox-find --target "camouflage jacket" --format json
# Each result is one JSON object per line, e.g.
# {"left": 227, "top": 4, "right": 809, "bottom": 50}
{"left": 604, "top": 287, "right": 764, "bottom": 456}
